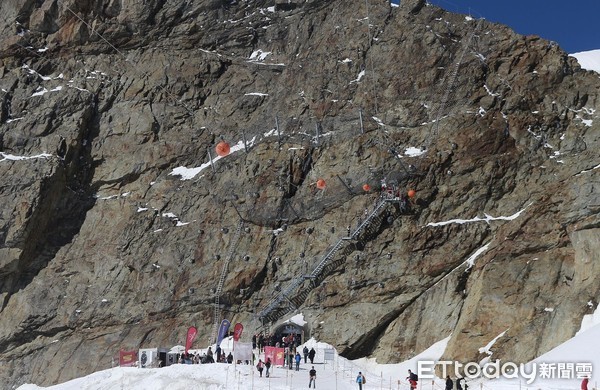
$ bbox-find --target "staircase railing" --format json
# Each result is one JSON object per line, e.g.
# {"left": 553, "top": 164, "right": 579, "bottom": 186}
{"left": 257, "top": 199, "right": 391, "bottom": 324}
{"left": 211, "top": 220, "right": 245, "bottom": 343}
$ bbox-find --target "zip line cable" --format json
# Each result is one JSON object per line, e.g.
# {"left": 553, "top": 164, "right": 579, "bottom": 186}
{"left": 426, "top": 18, "right": 482, "bottom": 150}
{"left": 53, "top": 0, "right": 195, "bottom": 115}
{"left": 1, "top": 7, "right": 194, "bottom": 118}
{"left": 364, "top": 0, "right": 379, "bottom": 114}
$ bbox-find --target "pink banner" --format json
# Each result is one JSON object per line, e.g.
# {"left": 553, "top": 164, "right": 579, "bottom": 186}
{"left": 264, "top": 346, "right": 285, "bottom": 366}
{"left": 233, "top": 323, "right": 244, "bottom": 342}
{"left": 185, "top": 326, "right": 198, "bottom": 353}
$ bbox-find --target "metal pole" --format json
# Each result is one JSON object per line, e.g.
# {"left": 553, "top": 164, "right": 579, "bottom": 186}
{"left": 285, "top": 198, "right": 300, "bottom": 218}
{"left": 359, "top": 108, "right": 364, "bottom": 134}
{"left": 208, "top": 148, "right": 216, "bottom": 173}
{"left": 276, "top": 116, "right": 281, "bottom": 147}
{"left": 336, "top": 175, "right": 354, "bottom": 195}
{"left": 315, "top": 123, "right": 320, "bottom": 146}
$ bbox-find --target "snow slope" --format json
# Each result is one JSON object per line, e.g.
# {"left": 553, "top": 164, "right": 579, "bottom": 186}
{"left": 16, "top": 322, "right": 599, "bottom": 390}
{"left": 571, "top": 49, "right": 600, "bottom": 73}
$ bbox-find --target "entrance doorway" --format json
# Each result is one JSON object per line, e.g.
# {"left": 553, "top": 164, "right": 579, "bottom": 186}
{"left": 273, "top": 322, "right": 304, "bottom": 349}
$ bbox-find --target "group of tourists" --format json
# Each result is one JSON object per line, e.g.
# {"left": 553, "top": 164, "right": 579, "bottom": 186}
{"left": 255, "top": 358, "right": 272, "bottom": 378}
{"left": 174, "top": 346, "right": 235, "bottom": 365}
{"left": 252, "top": 332, "right": 302, "bottom": 352}
{"left": 444, "top": 375, "right": 466, "bottom": 390}
{"left": 174, "top": 343, "right": 591, "bottom": 390}
{"left": 255, "top": 344, "right": 317, "bottom": 374}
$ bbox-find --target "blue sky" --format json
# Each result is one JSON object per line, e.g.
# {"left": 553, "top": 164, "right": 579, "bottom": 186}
{"left": 390, "top": 0, "right": 600, "bottom": 53}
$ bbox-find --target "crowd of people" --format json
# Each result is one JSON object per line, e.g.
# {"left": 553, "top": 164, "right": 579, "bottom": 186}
{"left": 170, "top": 331, "right": 479, "bottom": 390}
{"left": 171, "top": 335, "right": 420, "bottom": 390}
{"left": 168, "top": 345, "right": 591, "bottom": 390}
{"left": 173, "top": 346, "right": 237, "bottom": 365}
{"left": 252, "top": 332, "right": 302, "bottom": 352}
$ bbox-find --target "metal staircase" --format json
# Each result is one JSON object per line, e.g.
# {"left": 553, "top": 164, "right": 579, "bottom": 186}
{"left": 211, "top": 220, "right": 245, "bottom": 344}
{"left": 257, "top": 198, "right": 395, "bottom": 325}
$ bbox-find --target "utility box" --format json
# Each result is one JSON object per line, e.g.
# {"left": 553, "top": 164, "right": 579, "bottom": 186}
{"left": 139, "top": 348, "right": 157, "bottom": 368}
{"left": 139, "top": 348, "right": 169, "bottom": 368}
{"left": 166, "top": 352, "right": 179, "bottom": 366}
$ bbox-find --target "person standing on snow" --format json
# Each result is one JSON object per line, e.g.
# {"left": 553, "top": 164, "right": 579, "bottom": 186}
{"left": 288, "top": 349, "right": 294, "bottom": 369}
{"left": 303, "top": 345, "right": 309, "bottom": 363}
{"left": 308, "top": 347, "right": 316, "bottom": 364}
{"left": 216, "top": 345, "right": 222, "bottom": 363}
{"left": 309, "top": 366, "right": 317, "bottom": 388}
{"left": 256, "top": 359, "right": 264, "bottom": 377}
{"left": 356, "top": 372, "right": 366, "bottom": 389}
{"left": 445, "top": 375, "right": 454, "bottom": 390}
{"left": 265, "top": 357, "right": 272, "bottom": 378}
{"left": 407, "top": 369, "right": 418, "bottom": 389}
{"left": 295, "top": 352, "right": 302, "bottom": 371}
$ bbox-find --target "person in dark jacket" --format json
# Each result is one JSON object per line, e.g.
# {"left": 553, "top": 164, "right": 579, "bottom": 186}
{"left": 256, "top": 359, "right": 264, "bottom": 377}
{"left": 265, "top": 357, "right": 272, "bottom": 377}
{"left": 288, "top": 349, "right": 294, "bottom": 369}
{"left": 216, "top": 346, "right": 222, "bottom": 363}
{"left": 258, "top": 334, "right": 264, "bottom": 352}
{"left": 456, "top": 377, "right": 464, "bottom": 390}
{"left": 309, "top": 366, "right": 317, "bottom": 388}
{"left": 308, "top": 347, "right": 316, "bottom": 364}
{"left": 407, "top": 370, "right": 418, "bottom": 389}
{"left": 303, "top": 346, "right": 309, "bottom": 363}
{"left": 445, "top": 375, "right": 454, "bottom": 390}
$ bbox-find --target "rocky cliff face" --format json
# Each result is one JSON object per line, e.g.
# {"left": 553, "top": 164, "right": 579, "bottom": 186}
{"left": 1, "top": 0, "right": 599, "bottom": 387}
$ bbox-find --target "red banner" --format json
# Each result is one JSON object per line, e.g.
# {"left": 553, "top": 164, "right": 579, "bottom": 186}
{"left": 264, "top": 346, "right": 285, "bottom": 366}
{"left": 119, "top": 350, "right": 137, "bottom": 367}
{"left": 185, "top": 326, "right": 198, "bottom": 353}
{"left": 233, "top": 323, "right": 244, "bottom": 342}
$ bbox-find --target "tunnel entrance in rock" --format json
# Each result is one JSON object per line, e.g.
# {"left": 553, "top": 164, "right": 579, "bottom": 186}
{"left": 272, "top": 322, "right": 305, "bottom": 347}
